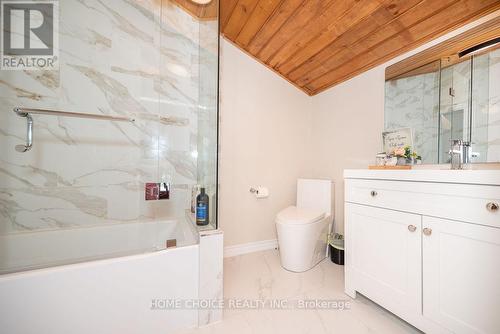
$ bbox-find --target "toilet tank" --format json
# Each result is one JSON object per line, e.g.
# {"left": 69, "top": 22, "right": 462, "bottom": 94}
{"left": 297, "top": 179, "right": 334, "bottom": 216}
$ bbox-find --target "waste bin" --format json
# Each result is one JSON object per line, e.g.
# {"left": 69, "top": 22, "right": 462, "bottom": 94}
{"left": 329, "top": 233, "right": 344, "bottom": 265}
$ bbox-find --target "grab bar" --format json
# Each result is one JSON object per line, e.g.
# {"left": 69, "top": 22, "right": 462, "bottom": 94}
{"left": 14, "top": 107, "right": 135, "bottom": 122}
{"left": 13, "top": 107, "right": 135, "bottom": 152}
{"left": 15, "top": 112, "right": 33, "bottom": 152}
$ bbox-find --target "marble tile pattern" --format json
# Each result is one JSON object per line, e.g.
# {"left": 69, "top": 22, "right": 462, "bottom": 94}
{"left": 198, "top": 230, "right": 224, "bottom": 326}
{"left": 385, "top": 72, "right": 440, "bottom": 163}
{"left": 174, "top": 250, "right": 421, "bottom": 334}
{"left": 483, "top": 48, "right": 500, "bottom": 162}
{"left": 471, "top": 54, "right": 490, "bottom": 162}
{"left": 0, "top": 1, "right": 218, "bottom": 236}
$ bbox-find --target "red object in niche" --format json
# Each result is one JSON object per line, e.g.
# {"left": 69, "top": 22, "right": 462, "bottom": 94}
{"left": 145, "top": 183, "right": 159, "bottom": 201}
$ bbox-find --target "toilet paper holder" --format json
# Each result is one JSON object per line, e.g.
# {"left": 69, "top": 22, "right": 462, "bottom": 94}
{"left": 249, "top": 186, "right": 269, "bottom": 199}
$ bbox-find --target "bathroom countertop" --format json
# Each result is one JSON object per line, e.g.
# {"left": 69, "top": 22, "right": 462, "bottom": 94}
{"left": 344, "top": 169, "right": 500, "bottom": 186}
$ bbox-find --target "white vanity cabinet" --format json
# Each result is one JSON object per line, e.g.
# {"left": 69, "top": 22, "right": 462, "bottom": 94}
{"left": 423, "top": 217, "right": 500, "bottom": 334}
{"left": 344, "top": 170, "right": 500, "bottom": 334}
{"left": 345, "top": 204, "right": 422, "bottom": 320}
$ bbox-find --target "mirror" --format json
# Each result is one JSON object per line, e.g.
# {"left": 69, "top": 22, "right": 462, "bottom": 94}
{"left": 385, "top": 60, "right": 441, "bottom": 164}
{"left": 385, "top": 43, "right": 500, "bottom": 165}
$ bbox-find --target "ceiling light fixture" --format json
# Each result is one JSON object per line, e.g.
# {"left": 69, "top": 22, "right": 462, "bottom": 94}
{"left": 166, "top": 63, "right": 189, "bottom": 77}
{"left": 458, "top": 37, "right": 500, "bottom": 58}
{"left": 190, "top": 0, "right": 212, "bottom": 4}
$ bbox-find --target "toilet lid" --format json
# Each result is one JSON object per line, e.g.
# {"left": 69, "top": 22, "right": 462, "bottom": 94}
{"left": 276, "top": 206, "right": 325, "bottom": 225}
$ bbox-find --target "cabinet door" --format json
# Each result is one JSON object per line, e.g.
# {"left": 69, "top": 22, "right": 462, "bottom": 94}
{"left": 346, "top": 203, "right": 422, "bottom": 318}
{"left": 423, "top": 216, "right": 500, "bottom": 334}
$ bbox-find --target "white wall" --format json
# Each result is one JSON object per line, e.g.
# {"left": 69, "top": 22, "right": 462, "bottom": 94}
{"left": 218, "top": 39, "right": 312, "bottom": 247}
{"left": 309, "top": 68, "right": 385, "bottom": 233}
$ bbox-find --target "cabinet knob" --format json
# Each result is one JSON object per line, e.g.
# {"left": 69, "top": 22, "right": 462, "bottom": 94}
{"left": 370, "top": 190, "right": 378, "bottom": 197}
{"left": 408, "top": 225, "right": 417, "bottom": 232}
{"left": 423, "top": 228, "right": 432, "bottom": 236}
{"left": 486, "top": 202, "right": 499, "bottom": 212}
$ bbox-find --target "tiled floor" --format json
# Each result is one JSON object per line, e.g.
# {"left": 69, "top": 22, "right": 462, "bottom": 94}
{"left": 176, "top": 250, "right": 421, "bottom": 334}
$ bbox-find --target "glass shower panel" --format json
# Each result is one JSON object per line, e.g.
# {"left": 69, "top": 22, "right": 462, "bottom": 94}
{"left": 198, "top": 13, "right": 219, "bottom": 229}
{"left": 471, "top": 48, "right": 500, "bottom": 162}
{"left": 0, "top": 0, "right": 218, "bottom": 274}
{"left": 0, "top": 0, "right": 163, "bottom": 273}
{"left": 158, "top": 1, "right": 219, "bottom": 230}
{"left": 438, "top": 60, "right": 472, "bottom": 163}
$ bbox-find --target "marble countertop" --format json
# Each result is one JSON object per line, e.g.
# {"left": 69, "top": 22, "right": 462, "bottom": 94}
{"left": 344, "top": 169, "right": 500, "bottom": 186}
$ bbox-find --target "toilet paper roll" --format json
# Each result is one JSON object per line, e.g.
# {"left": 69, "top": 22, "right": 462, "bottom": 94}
{"left": 255, "top": 187, "right": 269, "bottom": 199}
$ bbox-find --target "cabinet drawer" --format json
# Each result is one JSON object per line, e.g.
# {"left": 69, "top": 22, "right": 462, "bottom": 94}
{"left": 345, "top": 179, "right": 500, "bottom": 229}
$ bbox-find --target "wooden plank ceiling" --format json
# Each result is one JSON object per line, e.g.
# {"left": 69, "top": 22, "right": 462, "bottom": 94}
{"left": 220, "top": 0, "right": 500, "bottom": 96}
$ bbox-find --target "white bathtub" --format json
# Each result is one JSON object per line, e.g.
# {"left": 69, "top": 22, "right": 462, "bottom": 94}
{"left": 0, "top": 219, "right": 223, "bottom": 334}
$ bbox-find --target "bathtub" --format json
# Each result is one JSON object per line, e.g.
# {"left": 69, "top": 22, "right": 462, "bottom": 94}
{"left": 0, "top": 219, "right": 223, "bottom": 334}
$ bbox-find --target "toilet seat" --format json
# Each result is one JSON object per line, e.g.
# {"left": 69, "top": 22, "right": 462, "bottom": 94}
{"left": 276, "top": 206, "right": 325, "bottom": 225}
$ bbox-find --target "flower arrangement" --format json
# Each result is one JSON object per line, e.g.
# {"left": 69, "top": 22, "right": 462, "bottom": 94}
{"left": 375, "top": 146, "right": 422, "bottom": 167}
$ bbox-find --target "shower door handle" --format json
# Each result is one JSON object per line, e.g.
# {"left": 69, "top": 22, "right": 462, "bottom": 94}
{"left": 15, "top": 112, "right": 33, "bottom": 152}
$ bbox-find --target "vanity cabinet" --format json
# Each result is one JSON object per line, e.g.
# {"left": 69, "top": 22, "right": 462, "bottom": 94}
{"left": 345, "top": 204, "right": 422, "bottom": 319}
{"left": 423, "top": 217, "right": 500, "bottom": 334}
{"left": 344, "top": 170, "right": 500, "bottom": 334}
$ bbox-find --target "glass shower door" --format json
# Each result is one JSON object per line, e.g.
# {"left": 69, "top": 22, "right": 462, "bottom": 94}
{"left": 0, "top": 0, "right": 219, "bottom": 274}
{"left": 438, "top": 59, "right": 472, "bottom": 163}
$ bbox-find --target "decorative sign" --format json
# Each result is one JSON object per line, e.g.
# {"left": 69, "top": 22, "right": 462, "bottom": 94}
{"left": 383, "top": 128, "right": 413, "bottom": 154}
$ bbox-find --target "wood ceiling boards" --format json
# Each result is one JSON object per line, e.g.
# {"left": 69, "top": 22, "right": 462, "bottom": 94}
{"left": 220, "top": 0, "right": 500, "bottom": 95}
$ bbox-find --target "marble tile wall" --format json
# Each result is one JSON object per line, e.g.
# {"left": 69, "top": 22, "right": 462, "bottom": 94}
{"left": 198, "top": 230, "right": 224, "bottom": 326}
{"left": 385, "top": 72, "right": 440, "bottom": 163}
{"left": 482, "top": 48, "right": 500, "bottom": 162}
{"left": 471, "top": 54, "right": 490, "bottom": 162}
{"left": 0, "top": 0, "right": 218, "bottom": 235}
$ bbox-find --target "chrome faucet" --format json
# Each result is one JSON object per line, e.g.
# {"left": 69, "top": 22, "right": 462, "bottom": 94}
{"left": 449, "top": 140, "right": 471, "bottom": 170}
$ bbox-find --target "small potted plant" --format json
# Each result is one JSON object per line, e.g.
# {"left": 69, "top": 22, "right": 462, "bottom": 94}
{"left": 410, "top": 151, "right": 422, "bottom": 165}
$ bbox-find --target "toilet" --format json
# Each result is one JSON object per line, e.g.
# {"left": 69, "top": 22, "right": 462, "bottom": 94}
{"left": 276, "top": 179, "right": 333, "bottom": 272}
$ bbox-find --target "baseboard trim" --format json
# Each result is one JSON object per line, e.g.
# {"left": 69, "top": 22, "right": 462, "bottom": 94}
{"left": 224, "top": 239, "right": 278, "bottom": 258}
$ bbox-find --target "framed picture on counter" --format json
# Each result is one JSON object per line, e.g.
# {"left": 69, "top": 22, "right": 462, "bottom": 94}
{"left": 382, "top": 128, "right": 413, "bottom": 154}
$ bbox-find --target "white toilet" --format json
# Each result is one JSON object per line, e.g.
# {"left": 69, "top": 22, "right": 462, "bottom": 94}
{"left": 276, "top": 179, "right": 333, "bottom": 272}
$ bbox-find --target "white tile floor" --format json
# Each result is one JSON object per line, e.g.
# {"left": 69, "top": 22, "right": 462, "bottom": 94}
{"left": 175, "top": 250, "right": 422, "bottom": 334}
